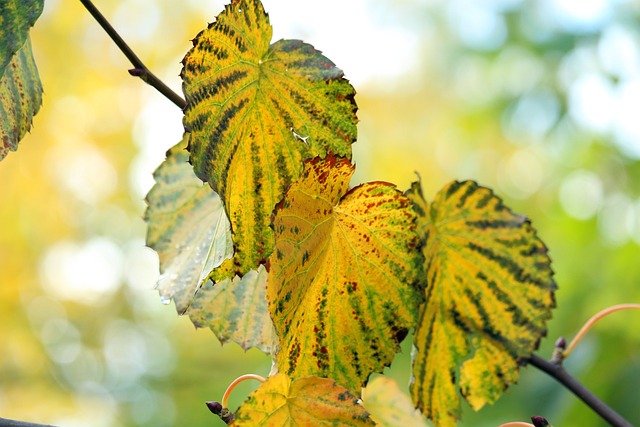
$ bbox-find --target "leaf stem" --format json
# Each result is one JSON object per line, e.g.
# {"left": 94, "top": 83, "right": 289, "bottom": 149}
{"left": 221, "top": 374, "right": 266, "bottom": 409}
{"left": 563, "top": 303, "right": 640, "bottom": 359}
{"left": 78, "top": 0, "right": 187, "bottom": 110}
{"left": 528, "top": 354, "right": 633, "bottom": 427}
{"left": 497, "top": 423, "right": 533, "bottom": 427}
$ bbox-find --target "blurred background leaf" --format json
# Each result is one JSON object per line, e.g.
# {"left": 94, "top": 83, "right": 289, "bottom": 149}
{"left": 1, "top": 0, "right": 639, "bottom": 426}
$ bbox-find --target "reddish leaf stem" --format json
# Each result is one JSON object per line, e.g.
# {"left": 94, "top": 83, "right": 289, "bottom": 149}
{"left": 78, "top": 0, "right": 186, "bottom": 109}
{"left": 563, "top": 303, "right": 640, "bottom": 359}
{"left": 221, "top": 374, "right": 266, "bottom": 409}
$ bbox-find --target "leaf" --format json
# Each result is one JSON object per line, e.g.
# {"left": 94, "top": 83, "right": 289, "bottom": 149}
{"left": 145, "top": 137, "right": 274, "bottom": 352}
{"left": 145, "top": 137, "right": 233, "bottom": 314}
{"left": 361, "top": 376, "right": 430, "bottom": 427}
{"left": 188, "top": 265, "right": 276, "bottom": 353}
{"left": 267, "top": 156, "right": 424, "bottom": 393}
{"left": 232, "top": 373, "right": 374, "bottom": 426}
{"left": 0, "top": 0, "right": 43, "bottom": 76}
{"left": 182, "top": 0, "right": 357, "bottom": 283}
{"left": 407, "top": 180, "right": 556, "bottom": 427}
{"left": 0, "top": 37, "right": 42, "bottom": 161}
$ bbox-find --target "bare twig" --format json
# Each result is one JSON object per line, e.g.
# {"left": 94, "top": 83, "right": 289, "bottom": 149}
{"left": 0, "top": 418, "right": 59, "bottom": 427}
{"left": 78, "top": 0, "right": 186, "bottom": 110}
{"left": 528, "top": 354, "right": 633, "bottom": 427}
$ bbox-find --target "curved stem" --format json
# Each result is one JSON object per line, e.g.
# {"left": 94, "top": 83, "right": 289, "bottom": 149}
{"left": 221, "top": 374, "right": 266, "bottom": 409}
{"left": 563, "top": 304, "right": 640, "bottom": 359}
{"left": 528, "top": 354, "right": 633, "bottom": 427}
{"left": 497, "top": 423, "right": 533, "bottom": 427}
{"left": 78, "top": 0, "right": 187, "bottom": 110}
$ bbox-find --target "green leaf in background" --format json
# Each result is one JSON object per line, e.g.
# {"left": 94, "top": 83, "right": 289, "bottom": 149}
{"left": 145, "top": 137, "right": 233, "bottom": 314}
{"left": 267, "top": 156, "right": 424, "bottom": 392}
{"left": 232, "top": 373, "right": 374, "bottom": 426}
{"left": 0, "top": 37, "right": 42, "bottom": 160}
{"left": 361, "top": 376, "right": 430, "bottom": 427}
{"left": 407, "top": 180, "right": 556, "bottom": 427}
{"left": 0, "top": 0, "right": 43, "bottom": 75}
{"left": 182, "top": 0, "right": 357, "bottom": 283}
{"left": 188, "top": 265, "right": 275, "bottom": 353}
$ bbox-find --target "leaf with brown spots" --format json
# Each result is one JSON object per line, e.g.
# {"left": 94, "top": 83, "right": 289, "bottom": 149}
{"left": 267, "top": 155, "right": 424, "bottom": 393}
{"left": 407, "top": 179, "right": 556, "bottom": 427}
{"left": 0, "top": 37, "right": 42, "bottom": 161}
{"left": 182, "top": 0, "right": 357, "bottom": 284}
{"left": 231, "top": 373, "right": 374, "bottom": 426}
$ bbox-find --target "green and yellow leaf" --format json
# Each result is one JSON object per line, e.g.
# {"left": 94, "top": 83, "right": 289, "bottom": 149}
{"left": 188, "top": 265, "right": 275, "bottom": 353}
{"left": 267, "top": 156, "right": 424, "bottom": 393}
{"left": 0, "top": 37, "right": 42, "bottom": 160}
{"left": 407, "top": 180, "right": 556, "bottom": 427}
{"left": 0, "top": 0, "right": 43, "bottom": 76}
{"left": 145, "top": 137, "right": 233, "bottom": 314}
{"left": 232, "top": 373, "right": 374, "bottom": 426}
{"left": 362, "top": 376, "right": 430, "bottom": 427}
{"left": 182, "top": 0, "right": 357, "bottom": 283}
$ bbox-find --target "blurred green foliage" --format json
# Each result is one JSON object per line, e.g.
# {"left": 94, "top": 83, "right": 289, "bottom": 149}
{"left": 0, "top": 0, "right": 638, "bottom": 426}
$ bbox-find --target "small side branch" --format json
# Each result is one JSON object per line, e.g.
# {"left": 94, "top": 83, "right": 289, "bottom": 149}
{"left": 0, "top": 418, "right": 59, "bottom": 427}
{"left": 78, "top": 0, "right": 187, "bottom": 110}
{"left": 528, "top": 354, "right": 633, "bottom": 427}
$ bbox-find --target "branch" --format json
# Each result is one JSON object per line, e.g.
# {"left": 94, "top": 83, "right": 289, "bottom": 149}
{"left": 528, "top": 354, "right": 633, "bottom": 427}
{"left": 0, "top": 418, "right": 59, "bottom": 427}
{"left": 78, "top": 0, "right": 187, "bottom": 110}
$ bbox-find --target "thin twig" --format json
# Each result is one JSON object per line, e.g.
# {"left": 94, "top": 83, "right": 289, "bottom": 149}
{"left": 0, "top": 418, "right": 58, "bottom": 427}
{"left": 528, "top": 354, "right": 633, "bottom": 427}
{"left": 78, "top": 0, "right": 187, "bottom": 110}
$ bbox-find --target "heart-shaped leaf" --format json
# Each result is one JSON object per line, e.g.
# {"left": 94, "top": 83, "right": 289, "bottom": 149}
{"left": 232, "top": 373, "right": 374, "bottom": 426}
{"left": 267, "top": 156, "right": 424, "bottom": 393}
{"left": 407, "top": 180, "right": 556, "bottom": 427}
{"left": 182, "top": 0, "right": 357, "bottom": 283}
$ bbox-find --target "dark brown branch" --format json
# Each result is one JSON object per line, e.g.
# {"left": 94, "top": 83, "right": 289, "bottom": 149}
{"left": 0, "top": 418, "right": 59, "bottom": 427}
{"left": 78, "top": 0, "right": 187, "bottom": 110}
{"left": 528, "top": 354, "right": 633, "bottom": 427}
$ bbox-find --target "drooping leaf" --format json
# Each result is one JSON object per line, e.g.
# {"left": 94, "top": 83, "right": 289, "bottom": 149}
{"left": 188, "top": 265, "right": 275, "bottom": 353}
{"left": 232, "top": 373, "right": 374, "bottom": 426}
{"left": 182, "top": 0, "right": 357, "bottom": 283}
{"left": 407, "top": 180, "right": 556, "bottom": 427}
{"left": 145, "top": 137, "right": 274, "bottom": 352}
{"left": 267, "top": 156, "right": 424, "bottom": 393}
{"left": 145, "top": 137, "right": 233, "bottom": 314}
{"left": 0, "top": 37, "right": 42, "bottom": 160}
{"left": 361, "top": 376, "right": 430, "bottom": 427}
{"left": 0, "top": 0, "right": 43, "bottom": 76}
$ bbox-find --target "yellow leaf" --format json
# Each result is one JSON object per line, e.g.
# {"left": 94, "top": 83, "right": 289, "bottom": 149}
{"left": 268, "top": 156, "right": 424, "bottom": 393}
{"left": 362, "top": 376, "right": 430, "bottom": 427}
{"left": 407, "top": 180, "right": 556, "bottom": 427}
{"left": 232, "top": 373, "right": 374, "bottom": 426}
{"left": 182, "top": 0, "right": 357, "bottom": 283}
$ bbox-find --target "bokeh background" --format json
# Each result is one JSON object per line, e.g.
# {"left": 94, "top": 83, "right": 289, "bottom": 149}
{"left": 1, "top": 0, "right": 639, "bottom": 425}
